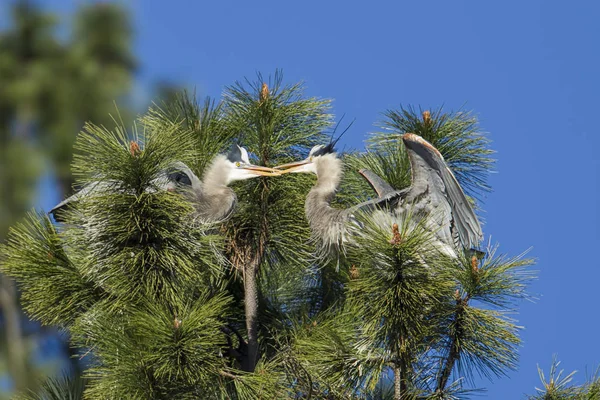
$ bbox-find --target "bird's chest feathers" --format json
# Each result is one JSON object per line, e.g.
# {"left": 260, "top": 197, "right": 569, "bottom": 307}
{"left": 198, "top": 185, "right": 235, "bottom": 221}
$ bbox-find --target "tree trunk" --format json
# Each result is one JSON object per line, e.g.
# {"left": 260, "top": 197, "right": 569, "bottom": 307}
{"left": 437, "top": 299, "right": 466, "bottom": 392}
{"left": 238, "top": 178, "right": 270, "bottom": 372}
{"left": 241, "top": 257, "right": 260, "bottom": 372}
{"left": 0, "top": 275, "right": 28, "bottom": 391}
{"left": 393, "top": 364, "right": 402, "bottom": 400}
{"left": 437, "top": 337, "right": 459, "bottom": 391}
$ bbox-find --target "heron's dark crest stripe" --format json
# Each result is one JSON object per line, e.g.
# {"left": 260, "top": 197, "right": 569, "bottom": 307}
{"left": 312, "top": 143, "right": 336, "bottom": 157}
{"left": 227, "top": 144, "right": 244, "bottom": 163}
{"left": 313, "top": 116, "right": 356, "bottom": 157}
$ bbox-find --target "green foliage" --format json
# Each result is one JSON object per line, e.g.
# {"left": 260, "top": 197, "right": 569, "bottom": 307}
{"left": 346, "top": 212, "right": 453, "bottom": 353}
{"left": 452, "top": 246, "right": 534, "bottom": 308}
{"left": 222, "top": 70, "right": 332, "bottom": 263}
{"left": 223, "top": 361, "right": 289, "bottom": 400}
{"left": 0, "top": 2, "right": 136, "bottom": 393}
{"left": 288, "top": 310, "right": 386, "bottom": 398}
{"left": 0, "top": 138, "right": 42, "bottom": 236}
{"left": 527, "top": 356, "right": 600, "bottom": 400}
{"left": 2, "top": 110, "right": 240, "bottom": 397}
{"left": 68, "top": 119, "right": 223, "bottom": 305}
{"left": 0, "top": 1, "right": 136, "bottom": 193}
{"left": 374, "top": 106, "right": 494, "bottom": 198}
{"left": 15, "top": 374, "right": 84, "bottom": 400}
{"left": 76, "top": 296, "right": 232, "bottom": 399}
{"left": 224, "top": 71, "right": 332, "bottom": 162}
{"left": 145, "top": 91, "right": 235, "bottom": 174}
{"left": 0, "top": 71, "right": 537, "bottom": 399}
{"left": 0, "top": 212, "right": 97, "bottom": 326}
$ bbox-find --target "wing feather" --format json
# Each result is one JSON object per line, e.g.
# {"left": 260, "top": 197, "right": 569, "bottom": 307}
{"left": 358, "top": 168, "right": 396, "bottom": 197}
{"left": 439, "top": 165, "right": 483, "bottom": 249}
{"left": 49, "top": 181, "right": 117, "bottom": 221}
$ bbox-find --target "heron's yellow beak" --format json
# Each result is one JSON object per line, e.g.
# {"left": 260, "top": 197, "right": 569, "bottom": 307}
{"left": 274, "top": 160, "right": 311, "bottom": 174}
{"left": 242, "top": 165, "right": 283, "bottom": 176}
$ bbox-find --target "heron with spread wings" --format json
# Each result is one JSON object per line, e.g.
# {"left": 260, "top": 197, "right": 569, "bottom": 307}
{"left": 275, "top": 133, "right": 483, "bottom": 258}
{"left": 50, "top": 144, "right": 281, "bottom": 223}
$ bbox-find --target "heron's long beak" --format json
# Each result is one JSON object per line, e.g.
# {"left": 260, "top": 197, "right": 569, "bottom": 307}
{"left": 274, "top": 160, "right": 311, "bottom": 174}
{"left": 242, "top": 165, "right": 282, "bottom": 176}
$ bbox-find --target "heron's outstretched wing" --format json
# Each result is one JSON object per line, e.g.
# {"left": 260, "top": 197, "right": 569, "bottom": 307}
{"left": 49, "top": 181, "right": 118, "bottom": 221}
{"left": 50, "top": 162, "right": 202, "bottom": 222}
{"left": 406, "top": 144, "right": 483, "bottom": 251}
{"left": 358, "top": 168, "right": 396, "bottom": 197}
{"left": 439, "top": 165, "right": 483, "bottom": 250}
{"left": 347, "top": 187, "right": 410, "bottom": 215}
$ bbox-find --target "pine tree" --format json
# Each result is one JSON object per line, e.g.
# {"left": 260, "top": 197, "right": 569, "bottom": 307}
{"left": 0, "top": 1, "right": 136, "bottom": 394}
{"left": 526, "top": 357, "right": 600, "bottom": 400}
{"left": 0, "top": 72, "right": 535, "bottom": 399}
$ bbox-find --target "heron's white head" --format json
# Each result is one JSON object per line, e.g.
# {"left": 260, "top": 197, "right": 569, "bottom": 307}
{"left": 275, "top": 144, "right": 337, "bottom": 176}
{"left": 224, "top": 144, "right": 281, "bottom": 183}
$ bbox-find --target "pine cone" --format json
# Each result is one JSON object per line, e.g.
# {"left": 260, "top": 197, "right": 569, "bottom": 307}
{"left": 422, "top": 110, "right": 431, "bottom": 126}
{"left": 349, "top": 264, "right": 360, "bottom": 280}
{"left": 260, "top": 83, "right": 269, "bottom": 103}
{"left": 129, "top": 141, "right": 141, "bottom": 157}
{"left": 174, "top": 317, "right": 182, "bottom": 329}
{"left": 471, "top": 255, "right": 479, "bottom": 274}
{"left": 389, "top": 223, "right": 402, "bottom": 245}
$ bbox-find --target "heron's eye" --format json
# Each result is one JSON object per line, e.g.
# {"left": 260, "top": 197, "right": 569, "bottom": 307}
{"left": 309, "top": 156, "right": 313, "bottom": 162}
{"left": 235, "top": 162, "right": 241, "bottom": 167}
{"left": 169, "top": 172, "right": 192, "bottom": 186}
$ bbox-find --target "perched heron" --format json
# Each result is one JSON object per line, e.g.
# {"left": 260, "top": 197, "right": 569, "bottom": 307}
{"left": 50, "top": 145, "right": 281, "bottom": 223}
{"left": 275, "top": 133, "right": 483, "bottom": 258}
{"left": 274, "top": 143, "right": 349, "bottom": 254}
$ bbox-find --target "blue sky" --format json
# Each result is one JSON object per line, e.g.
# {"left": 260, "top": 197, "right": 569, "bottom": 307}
{"left": 14, "top": 0, "right": 600, "bottom": 398}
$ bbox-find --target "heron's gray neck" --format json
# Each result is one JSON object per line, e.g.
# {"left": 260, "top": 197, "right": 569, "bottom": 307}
{"left": 202, "top": 156, "right": 233, "bottom": 189}
{"left": 407, "top": 150, "right": 443, "bottom": 197}
{"left": 197, "top": 156, "right": 236, "bottom": 222}
{"left": 305, "top": 154, "right": 347, "bottom": 251}
{"left": 305, "top": 155, "right": 343, "bottom": 222}
{"left": 313, "top": 154, "right": 342, "bottom": 201}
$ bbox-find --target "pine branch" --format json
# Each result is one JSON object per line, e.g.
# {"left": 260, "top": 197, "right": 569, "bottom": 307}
{"left": 0, "top": 70, "right": 536, "bottom": 397}
{"left": 0, "top": 212, "right": 100, "bottom": 326}
{"left": 436, "top": 296, "right": 466, "bottom": 392}
{"left": 527, "top": 356, "right": 580, "bottom": 399}
{"left": 455, "top": 245, "right": 536, "bottom": 309}
{"left": 346, "top": 210, "right": 454, "bottom": 354}
{"left": 144, "top": 91, "right": 237, "bottom": 175}
{"left": 77, "top": 294, "right": 234, "bottom": 398}
{"left": 371, "top": 106, "right": 494, "bottom": 201}
{"left": 14, "top": 373, "right": 84, "bottom": 400}
{"left": 219, "top": 361, "right": 288, "bottom": 400}
{"left": 288, "top": 310, "right": 387, "bottom": 398}
{"left": 221, "top": 71, "right": 333, "bottom": 373}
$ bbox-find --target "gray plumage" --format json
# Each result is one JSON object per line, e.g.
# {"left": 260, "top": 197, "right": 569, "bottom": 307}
{"left": 358, "top": 168, "right": 395, "bottom": 197}
{"left": 276, "top": 145, "right": 362, "bottom": 253}
{"left": 303, "top": 152, "right": 348, "bottom": 253}
{"left": 49, "top": 181, "right": 117, "bottom": 220}
{"left": 383, "top": 133, "right": 483, "bottom": 253}
{"left": 187, "top": 155, "right": 238, "bottom": 223}
{"left": 277, "top": 133, "right": 483, "bottom": 257}
{"left": 181, "top": 145, "right": 282, "bottom": 222}
{"left": 50, "top": 145, "right": 280, "bottom": 224}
